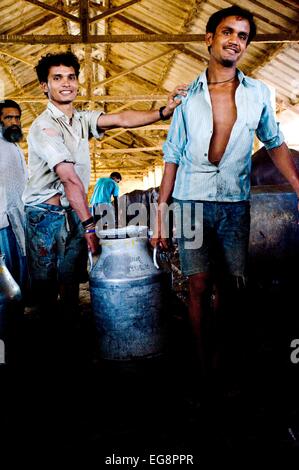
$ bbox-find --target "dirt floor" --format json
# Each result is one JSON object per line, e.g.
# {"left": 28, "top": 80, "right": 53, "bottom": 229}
{"left": 1, "top": 259, "right": 299, "bottom": 467}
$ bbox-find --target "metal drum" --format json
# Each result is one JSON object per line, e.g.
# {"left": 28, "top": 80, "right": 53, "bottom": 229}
{"left": 249, "top": 185, "right": 299, "bottom": 277}
{"left": 0, "top": 254, "right": 22, "bottom": 340}
{"left": 89, "top": 226, "right": 171, "bottom": 360}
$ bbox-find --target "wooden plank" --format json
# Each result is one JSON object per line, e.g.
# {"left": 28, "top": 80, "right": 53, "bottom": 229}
{"left": 111, "top": 13, "right": 208, "bottom": 64}
{"left": 24, "top": 0, "right": 80, "bottom": 23}
{"left": 6, "top": 94, "right": 169, "bottom": 102}
{"left": 88, "top": 33, "right": 299, "bottom": 44}
{"left": 80, "top": 0, "right": 89, "bottom": 43}
{"left": 100, "top": 124, "right": 170, "bottom": 144}
{"left": 90, "top": 0, "right": 142, "bottom": 24}
{"left": 96, "top": 146, "right": 162, "bottom": 154}
{"left": 0, "top": 33, "right": 298, "bottom": 45}
{"left": 0, "top": 49, "right": 35, "bottom": 67}
{"left": 96, "top": 49, "right": 175, "bottom": 87}
{"left": 84, "top": 45, "right": 92, "bottom": 100}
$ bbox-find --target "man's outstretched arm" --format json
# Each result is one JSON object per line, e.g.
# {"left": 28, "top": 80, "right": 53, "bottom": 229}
{"left": 97, "top": 84, "right": 188, "bottom": 130}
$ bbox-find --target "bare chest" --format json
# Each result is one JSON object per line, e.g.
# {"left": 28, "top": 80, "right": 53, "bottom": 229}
{"left": 209, "top": 86, "right": 237, "bottom": 129}
{"left": 207, "top": 84, "right": 238, "bottom": 164}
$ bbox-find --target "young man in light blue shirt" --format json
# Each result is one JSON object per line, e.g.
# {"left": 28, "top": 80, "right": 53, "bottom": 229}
{"left": 151, "top": 6, "right": 299, "bottom": 388}
{"left": 90, "top": 172, "right": 122, "bottom": 225}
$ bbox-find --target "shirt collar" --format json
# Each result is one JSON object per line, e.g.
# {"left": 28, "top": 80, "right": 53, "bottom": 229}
{"left": 47, "top": 101, "right": 79, "bottom": 122}
{"left": 190, "top": 68, "right": 251, "bottom": 93}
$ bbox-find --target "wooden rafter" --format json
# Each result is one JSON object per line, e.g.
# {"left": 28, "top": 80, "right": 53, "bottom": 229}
{"left": 5, "top": 95, "right": 169, "bottom": 102}
{"left": 96, "top": 48, "right": 175, "bottom": 87}
{"left": 9, "top": 14, "right": 55, "bottom": 35}
{"left": 90, "top": 0, "right": 142, "bottom": 24}
{"left": 100, "top": 124, "right": 169, "bottom": 144}
{"left": 24, "top": 0, "right": 80, "bottom": 23}
{"left": 0, "top": 33, "right": 299, "bottom": 45}
{"left": 149, "top": 0, "right": 200, "bottom": 110}
{"left": 0, "top": 50, "right": 35, "bottom": 67}
{"left": 0, "top": 59, "right": 38, "bottom": 120}
{"left": 96, "top": 146, "right": 162, "bottom": 154}
{"left": 84, "top": 45, "right": 93, "bottom": 100}
{"left": 101, "top": 9, "right": 208, "bottom": 65}
{"left": 249, "top": 0, "right": 299, "bottom": 25}
{"left": 80, "top": 0, "right": 89, "bottom": 43}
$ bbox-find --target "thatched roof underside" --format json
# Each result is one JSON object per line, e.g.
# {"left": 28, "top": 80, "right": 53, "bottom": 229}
{"left": 0, "top": 0, "right": 299, "bottom": 189}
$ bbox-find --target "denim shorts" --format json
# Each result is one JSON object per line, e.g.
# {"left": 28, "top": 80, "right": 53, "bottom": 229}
{"left": 173, "top": 199, "right": 250, "bottom": 277}
{"left": 25, "top": 204, "right": 88, "bottom": 284}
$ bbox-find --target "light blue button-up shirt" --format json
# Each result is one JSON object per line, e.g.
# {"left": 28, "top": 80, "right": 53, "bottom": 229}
{"left": 163, "top": 69, "right": 284, "bottom": 201}
{"left": 90, "top": 177, "right": 119, "bottom": 205}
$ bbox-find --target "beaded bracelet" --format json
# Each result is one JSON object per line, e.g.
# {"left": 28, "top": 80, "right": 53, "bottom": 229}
{"left": 82, "top": 216, "right": 94, "bottom": 228}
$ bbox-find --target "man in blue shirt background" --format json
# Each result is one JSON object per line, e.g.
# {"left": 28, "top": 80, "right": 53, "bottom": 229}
{"left": 90, "top": 172, "right": 122, "bottom": 225}
{"left": 151, "top": 6, "right": 299, "bottom": 395}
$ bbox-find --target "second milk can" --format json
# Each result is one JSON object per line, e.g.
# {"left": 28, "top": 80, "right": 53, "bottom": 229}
{"left": 0, "top": 254, "right": 22, "bottom": 341}
{"left": 89, "top": 226, "right": 171, "bottom": 360}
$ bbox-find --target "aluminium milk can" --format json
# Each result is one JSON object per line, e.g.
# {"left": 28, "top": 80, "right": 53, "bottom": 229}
{"left": 249, "top": 185, "right": 299, "bottom": 278}
{"left": 89, "top": 226, "right": 171, "bottom": 360}
{"left": 0, "top": 254, "right": 22, "bottom": 340}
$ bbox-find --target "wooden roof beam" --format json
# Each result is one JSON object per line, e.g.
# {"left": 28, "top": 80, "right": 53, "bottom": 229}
{"left": 0, "top": 50, "right": 35, "bottom": 67}
{"left": 24, "top": 0, "right": 80, "bottom": 23}
{"left": 111, "top": 12, "right": 208, "bottom": 65}
{"left": 80, "top": 0, "right": 89, "bottom": 43}
{"left": 96, "top": 48, "right": 175, "bottom": 87}
{"left": 0, "top": 59, "right": 38, "bottom": 120}
{"left": 96, "top": 146, "right": 162, "bottom": 154}
{"left": 84, "top": 45, "right": 92, "bottom": 100}
{"left": 0, "top": 33, "right": 299, "bottom": 45}
{"left": 6, "top": 94, "right": 169, "bottom": 103}
{"left": 90, "top": 0, "right": 142, "bottom": 24}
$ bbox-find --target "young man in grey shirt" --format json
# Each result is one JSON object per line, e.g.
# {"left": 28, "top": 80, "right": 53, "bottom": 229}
{"left": 23, "top": 51, "right": 187, "bottom": 324}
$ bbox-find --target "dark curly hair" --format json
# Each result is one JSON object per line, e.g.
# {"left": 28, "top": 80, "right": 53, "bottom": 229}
{"left": 206, "top": 6, "right": 257, "bottom": 45}
{"left": 35, "top": 51, "right": 80, "bottom": 83}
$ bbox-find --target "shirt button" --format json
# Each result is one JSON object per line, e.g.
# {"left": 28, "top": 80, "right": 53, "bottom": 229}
{"left": 217, "top": 169, "right": 220, "bottom": 173}
{"left": 204, "top": 153, "right": 207, "bottom": 156}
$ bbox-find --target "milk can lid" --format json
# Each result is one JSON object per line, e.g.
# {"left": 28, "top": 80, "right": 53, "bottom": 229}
{"left": 96, "top": 225, "right": 148, "bottom": 239}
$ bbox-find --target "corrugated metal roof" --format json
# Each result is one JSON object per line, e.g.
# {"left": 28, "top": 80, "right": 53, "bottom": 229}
{"left": 0, "top": 0, "right": 298, "bottom": 188}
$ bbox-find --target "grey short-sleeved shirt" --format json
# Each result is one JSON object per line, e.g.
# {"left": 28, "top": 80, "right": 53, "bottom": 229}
{"left": 23, "top": 102, "right": 104, "bottom": 207}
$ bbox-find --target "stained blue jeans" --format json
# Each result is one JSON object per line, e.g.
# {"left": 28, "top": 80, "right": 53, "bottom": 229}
{"left": 25, "top": 204, "right": 88, "bottom": 316}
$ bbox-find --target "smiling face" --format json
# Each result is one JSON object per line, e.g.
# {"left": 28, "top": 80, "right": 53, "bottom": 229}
{"left": 206, "top": 15, "right": 250, "bottom": 67}
{"left": 41, "top": 64, "right": 79, "bottom": 105}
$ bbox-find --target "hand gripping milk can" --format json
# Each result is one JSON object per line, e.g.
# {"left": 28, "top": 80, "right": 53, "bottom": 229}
{"left": 89, "top": 226, "right": 172, "bottom": 360}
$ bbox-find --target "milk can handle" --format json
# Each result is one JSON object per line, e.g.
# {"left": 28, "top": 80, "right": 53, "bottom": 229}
{"left": 88, "top": 251, "right": 93, "bottom": 270}
{"left": 153, "top": 247, "right": 160, "bottom": 270}
{"left": 88, "top": 250, "right": 100, "bottom": 271}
